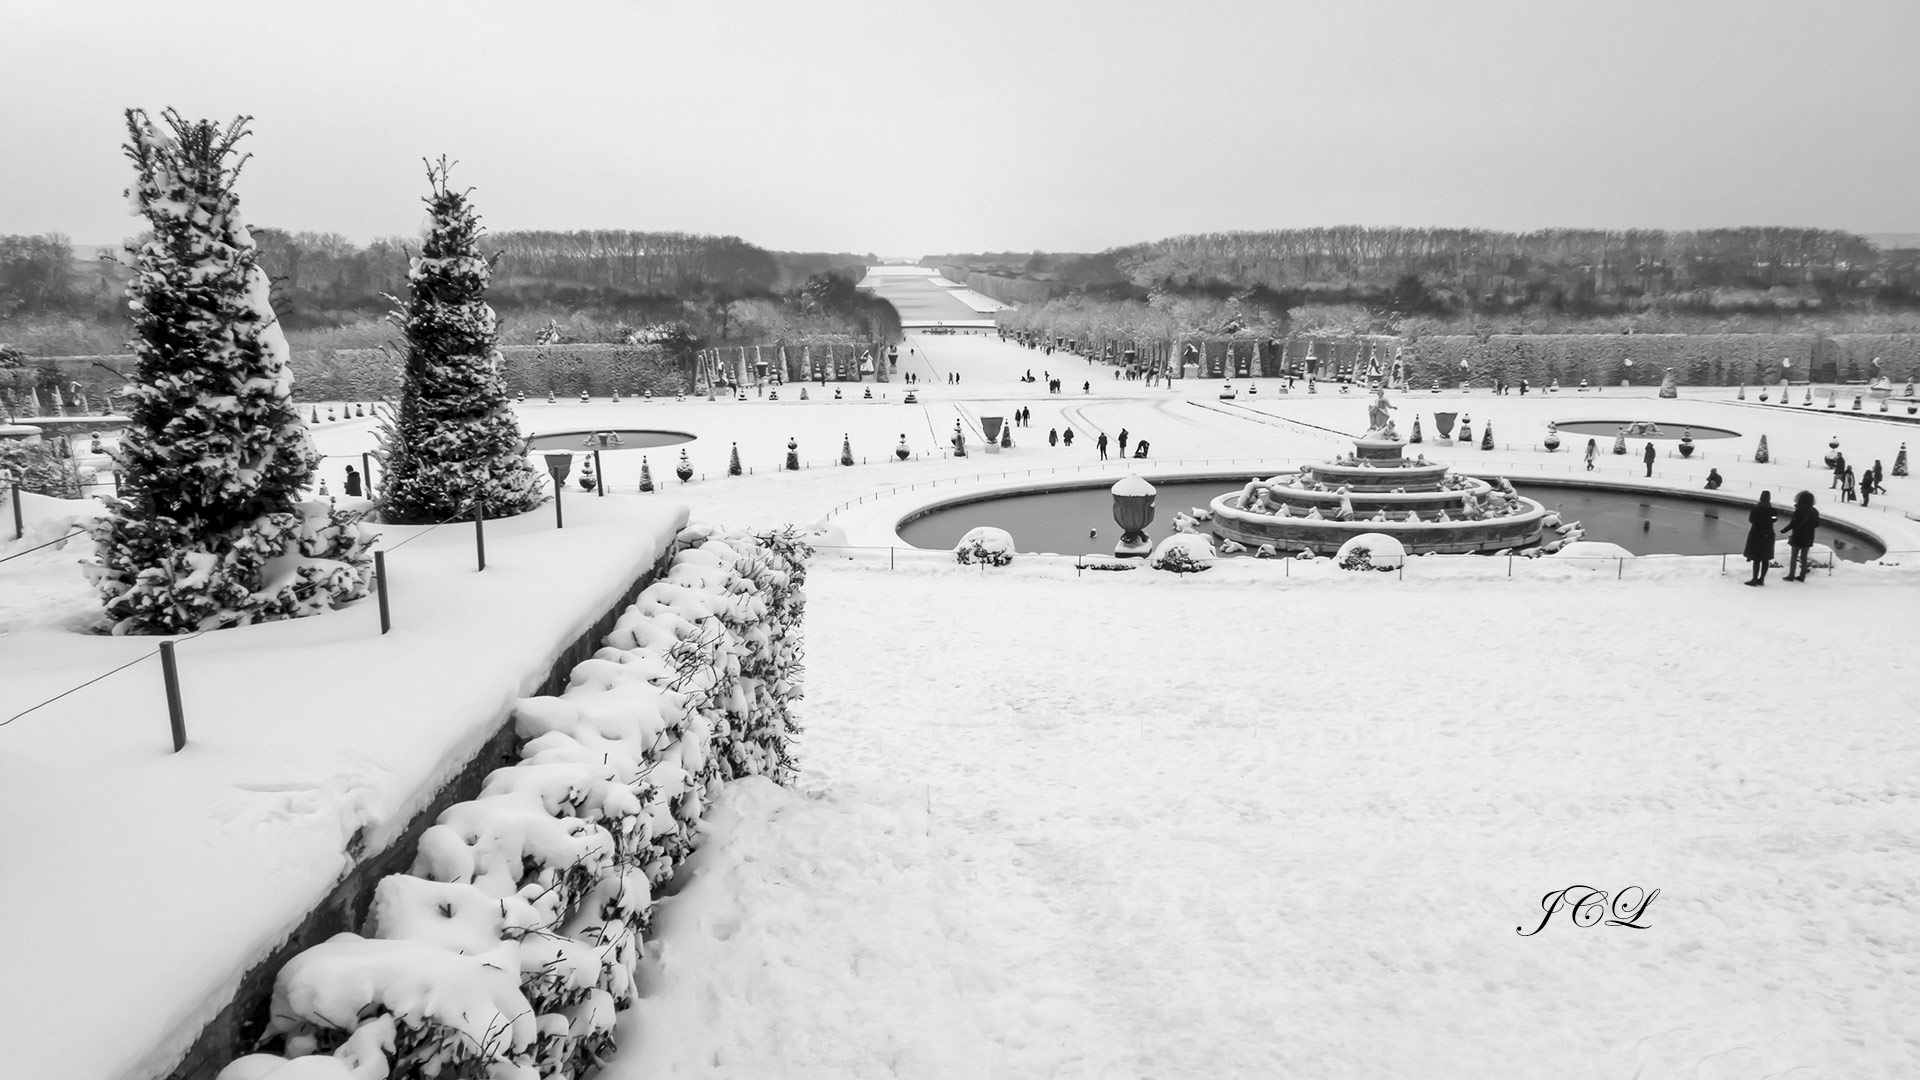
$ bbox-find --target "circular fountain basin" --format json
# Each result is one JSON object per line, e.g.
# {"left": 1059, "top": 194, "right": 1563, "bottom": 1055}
{"left": 1553, "top": 421, "right": 1740, "bottom": 440}
{"left": 894, "top": 474, "right": 1884, "bottom": 561}
{"left": 525, "top": 428, "right": 695, "bottom": 452}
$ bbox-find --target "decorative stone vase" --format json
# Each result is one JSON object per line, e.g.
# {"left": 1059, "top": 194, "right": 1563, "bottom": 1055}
{"left": 1543, "top": 424, "right": 1561, "bottom": 452}
{"left": 1677, "top": 430, "right": 1695, "bottom": 458}
{"left": 1111, "top": 475, "right": 1156, "bottom": 558}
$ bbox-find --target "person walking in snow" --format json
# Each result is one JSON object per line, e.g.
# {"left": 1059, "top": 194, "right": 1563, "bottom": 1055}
{"left": 1097, "top": 432, "right": 1109, "bottom": 459}
{"left": 1642, "top": 441, "right": 1657, "bottom": 477}
{"left": 1842, "top": 465, "right": 1857, "bottom": 503}
{"left": 1118, "top": 428, "right": 1129, "bottom": 457}
{"left": 1063, "top": 428, "right": 1075, "bottom": 448}
{"left": 343, "top": 465, "right": 363, "bottom": 498}
{"left": 1743, "top": 490, "right": 1777, "bottom": 586}
{"left": 1780, "top": 490, "right": 1820, "bottom": 582}
{"left": 1049, "top": 427, "right": 1059, "bottom": 447}
{"left": 1831, "top": 451, "right": 1846, "bottom": 490}
{"left": 1872, "top": 459, "right": 1885, "bottom": 492}
{"left": 1584, "top": 438, "right": 1598, "bottom": 471}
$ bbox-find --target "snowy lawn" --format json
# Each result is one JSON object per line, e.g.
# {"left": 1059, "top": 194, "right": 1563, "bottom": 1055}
{"left": 614, "top": 557, "right": 1920, "bottom": 1079}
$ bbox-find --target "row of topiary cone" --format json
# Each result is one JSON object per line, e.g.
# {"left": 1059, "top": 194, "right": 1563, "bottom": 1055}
{"left": 633, "top": 435, "right": 858, "bottom": 491}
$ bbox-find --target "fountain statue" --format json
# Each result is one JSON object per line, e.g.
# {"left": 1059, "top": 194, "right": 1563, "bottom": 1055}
{"left": 1365, "top": 385, "right": 1398, "bottom": 440}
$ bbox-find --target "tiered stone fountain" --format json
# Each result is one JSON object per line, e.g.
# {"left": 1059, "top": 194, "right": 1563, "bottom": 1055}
{"left": 1209, "top": 388, "right": 1558, "bottom": 555}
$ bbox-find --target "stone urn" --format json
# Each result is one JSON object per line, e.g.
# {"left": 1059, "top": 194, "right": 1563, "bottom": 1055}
{"left": 1111, "top": 474, "right": 1157, "bottom": 558}
{"left": 1677, "top": 429, "right": 1695, "bottom": 458}
{"left": 1543, "top": 423, "right": 1561, "bottom": 452}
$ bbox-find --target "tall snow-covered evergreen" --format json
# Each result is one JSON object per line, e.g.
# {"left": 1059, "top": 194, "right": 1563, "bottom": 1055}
{"left": 376, "top": 160, "right": 541, "bottom": 523}
{"left": 91, "top": 109, "right": 373, "bottom": 634}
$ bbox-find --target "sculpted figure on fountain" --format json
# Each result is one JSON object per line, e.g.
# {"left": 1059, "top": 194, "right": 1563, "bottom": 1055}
{"left": 1366, "top": 386, "right": 1399, "bottom": 440}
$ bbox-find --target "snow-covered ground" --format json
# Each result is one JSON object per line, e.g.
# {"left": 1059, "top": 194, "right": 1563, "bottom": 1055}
{"left": 608, "top": 559, "right": 1920, "bottom": 1078}
{"left": 6, "top": 329, "right": 1920, "bottom": 1077}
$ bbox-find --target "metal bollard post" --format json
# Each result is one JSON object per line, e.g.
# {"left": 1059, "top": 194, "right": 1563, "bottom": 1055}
{"left": 473, "top": 504, "right": 487, "bottom": 571}
{"left": 362, "top": 452, "right": 374, "bottom": 497}
{"left": 594, "top": 449, "right": 605, "bottom": 498}
{"left": 8, "top": 479, "right": 20, "bottom": 541}
{"left": 375, "top": 550, "right": 391, "bottom": 634}
{"left": 159, "top": 640, "right": 187, "bottom": 752}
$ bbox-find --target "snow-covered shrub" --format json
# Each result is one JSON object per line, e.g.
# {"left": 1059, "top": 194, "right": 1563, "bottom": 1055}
{"left": 954, "top": 526, "right": 1014, "bottom": 566}
{"left": 376, "top": 161, "right": 542, "bottom": 524}
{"left": 0, "top": 440, "right": 82, "bottom": 499}
{"left": 93, "top": 109, "right": 374, "bottom": 634}
{"left": 1149, "top": 532, "right": 1214, "bottom": 573}
{"left": 262, "top": 935, "right": 535, "bottom": 1078}
{"left": 1336, "top": 532, "right": 1405, "bottom": 571}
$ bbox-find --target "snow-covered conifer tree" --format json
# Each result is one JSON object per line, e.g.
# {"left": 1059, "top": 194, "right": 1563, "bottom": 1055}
{"left": 375, "top": 160, "right": 541, "bottom": 523}
{"left": 91, "top": 109, "right": 373, "bottom": 634}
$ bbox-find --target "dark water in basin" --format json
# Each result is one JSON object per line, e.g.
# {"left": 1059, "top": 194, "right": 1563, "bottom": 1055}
{"left": 1510, "top": 484, "right": 1879, "bottom": 561}
{"left": 896, "top": 478, "right": 1882, "bottom": 561}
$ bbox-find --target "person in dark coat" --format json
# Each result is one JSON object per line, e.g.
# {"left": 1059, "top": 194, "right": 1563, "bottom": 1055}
{"left": 1842, "top": 465, "right": 1856, "bottom": 503}
{"left": 1642, "top": 441, "right": 1657, "bottom": 477}
{"left": 1062, "top": 428, "right": 1074, "bottom": 447}
{"left": 1118, "top": 428, "right": 1130, "bottom": 457}
{"left": 1831, "top": 452, "right": 1846, "bottom": 490}
{"left": 343, "top": 465, "right": 363, "bottom": 498}
{"left": 1743, "top": 491, "right": 1777, "bottom": 586}
{"left": 1704, "top": 468, "right": 1723, "bottom": 490}
{"left": 1872, "top": 460, "right": 1885, "bottom": 492}
{"left": 1048, "top": 427, "right": 1059, "bottom": 447}
{"left": 1780, "top": 490, "right": 1820, "bottom": 581}
{"left": 1096, "top": 432, "right": 1109, "bottom": 460}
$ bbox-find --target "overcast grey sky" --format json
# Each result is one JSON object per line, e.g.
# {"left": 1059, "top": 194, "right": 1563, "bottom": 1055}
{"left": 3, "top": 0, "right": 1915, "bottom": 256}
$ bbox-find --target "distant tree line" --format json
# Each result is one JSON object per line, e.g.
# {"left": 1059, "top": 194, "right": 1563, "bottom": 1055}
{"left": 935, "top": 227, "right": 1920, "bottom": 320}
{"left": 0, "top": 228, "right": 889, "bottom": 347}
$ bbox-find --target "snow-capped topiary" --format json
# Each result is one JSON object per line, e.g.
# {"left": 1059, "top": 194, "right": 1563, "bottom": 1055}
{"left": 92, "top": 109, "right": 373, "bottom": 634}
{"left": 728, "top": 442, "right": 742, "bottom": 476}
{"left": 1149, "top": 532, "right": 1214, "bottom": 572}
{"left": 954, "top": 526, "right": 1014, "bottom": 566}
{"left": 1753, "top": 434, "right": 1770, "bottom": 464}
{"left": 375, "top": 160, "right": 542, "bottom": 524}
{"left": 1336, "top": 532, "right": 1405, "bottom": 571}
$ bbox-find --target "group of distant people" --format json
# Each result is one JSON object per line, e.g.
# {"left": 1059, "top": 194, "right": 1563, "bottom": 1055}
{"left": 1041, "top": 425, "right": 1149, "bottom": 459}
{"left": 1830, "top": 452, "right": 1884, "bottom": 507}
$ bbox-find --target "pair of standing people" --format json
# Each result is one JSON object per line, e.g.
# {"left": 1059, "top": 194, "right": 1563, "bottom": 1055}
{"left": 1744, "top": 490, "right": 1820, "bottom": 585}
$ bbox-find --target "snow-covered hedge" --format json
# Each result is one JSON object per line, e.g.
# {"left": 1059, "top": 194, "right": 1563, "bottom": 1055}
{"left": 219, "top": 525, "right": 808, "bottom": 1080}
